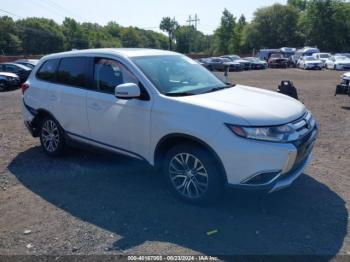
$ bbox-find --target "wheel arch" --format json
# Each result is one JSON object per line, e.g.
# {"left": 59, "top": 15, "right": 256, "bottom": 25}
{"left": 154, "top": 133, "right": 227, "bottom": 184}
{"left": 30, "top": 108, "right": 61, "bottom": 137}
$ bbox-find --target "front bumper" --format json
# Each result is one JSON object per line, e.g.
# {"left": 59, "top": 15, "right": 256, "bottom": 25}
{"left": 306, "top": 64, "right": 322, "bottom": 69}
{"left": 337, "top": 64, "right": 350, "bottom": 70}
{"left": 212, "top": 115, "right": 318, "bottom": 193}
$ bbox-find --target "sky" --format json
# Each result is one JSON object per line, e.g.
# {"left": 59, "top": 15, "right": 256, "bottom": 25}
{"left": 0, "top": 0, "right": 286, "bottom": 34}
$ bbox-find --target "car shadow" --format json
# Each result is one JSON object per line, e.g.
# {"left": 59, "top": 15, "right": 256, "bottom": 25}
{"left": 341, "top": 106, "right": 350, "bottom": 111}
{"left": 8, "top": 146, "right": 348, "bottom": 257}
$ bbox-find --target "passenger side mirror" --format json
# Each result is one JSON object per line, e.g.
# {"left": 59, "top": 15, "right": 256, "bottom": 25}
{"left": 115, "top": 83, "right": 141, "bottom": 99}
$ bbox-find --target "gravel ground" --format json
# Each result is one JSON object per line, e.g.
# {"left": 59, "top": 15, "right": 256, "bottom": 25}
{"left": 0, "top": 69, "right": 349, "bottom": 258}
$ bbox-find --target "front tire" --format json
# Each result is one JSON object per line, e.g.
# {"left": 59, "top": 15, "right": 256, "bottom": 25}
{"left": 163, "top": 144, "right": 224, "bottom": 205}
{"left": 39, "top": 116, "right": 65, "bottom": 157}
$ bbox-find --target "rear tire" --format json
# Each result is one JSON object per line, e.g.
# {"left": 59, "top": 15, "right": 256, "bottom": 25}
{"left": 39, "top": 116, "right": 65, "bottom": 157}
{"left": 0, "top": 81, "right": 7, "bottom": 92}
{"left": 163, "top": 144, "right": 224, "bottom": 205}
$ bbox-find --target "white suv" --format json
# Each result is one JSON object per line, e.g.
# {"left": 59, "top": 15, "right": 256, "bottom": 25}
{"left": 22, "top": 49, "right": 318, "bottom": 204}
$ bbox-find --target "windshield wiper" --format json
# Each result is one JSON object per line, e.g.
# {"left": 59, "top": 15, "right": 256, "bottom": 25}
{"left": 165, "top": 92, "right": 195, "bottom": 97}
{"left": 204, "top": 84, "right": 235, "bottom": 94}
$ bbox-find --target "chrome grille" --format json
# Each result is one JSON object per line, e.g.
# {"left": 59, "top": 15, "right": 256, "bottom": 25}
{"left": 291, "top": 111, "right": 316, "bottom": 139}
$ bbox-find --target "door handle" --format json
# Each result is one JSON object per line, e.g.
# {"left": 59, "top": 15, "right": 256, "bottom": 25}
{"left": 88, "top": 102, "right": 102, "bottom": 111}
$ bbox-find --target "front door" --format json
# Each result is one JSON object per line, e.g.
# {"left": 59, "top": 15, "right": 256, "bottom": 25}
{"left": 85, "top": 57, "right": 152, "bottom": 161}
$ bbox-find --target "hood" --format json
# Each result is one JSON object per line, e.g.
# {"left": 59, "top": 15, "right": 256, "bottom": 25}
{"left": 305, "top": 59, "right": 322, "bottom": 64}
{"left": 0, "top": 72, "right": 19, "bottom": 78}
{"left": 342, "top": 72, "right": 350, "bottom": 80}
{"left": 178, "top": 85, "right": 305, "bottom": 126}
{"left": 236, "top": 59, "right": 251, "bottom": 63}
{"left": 223, "top": 61, "right": 240, "bottom": 65}
{"left": 336, "top": 59, "right": 350, "bottom": 64}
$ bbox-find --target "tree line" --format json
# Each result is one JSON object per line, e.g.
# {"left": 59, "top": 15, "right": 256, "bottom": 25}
{"left": 0, "top": 0, "right": 349, "bottom": 56}
{"left": 0, "top": 17, "right": 169, "bottom": 55}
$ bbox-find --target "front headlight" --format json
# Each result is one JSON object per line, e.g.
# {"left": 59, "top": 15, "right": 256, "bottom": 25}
{"left": 226, "top": 124, "right": 298, "bottom": 143}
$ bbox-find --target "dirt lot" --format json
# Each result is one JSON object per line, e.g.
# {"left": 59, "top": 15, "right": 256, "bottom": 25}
{"left": 0, "top": 69, "right": 349, "bottom": 258}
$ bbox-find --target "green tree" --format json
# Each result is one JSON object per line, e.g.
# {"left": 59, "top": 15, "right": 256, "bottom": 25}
{"left": 233, "top": 15, "right": 247, "bottom": 53}
{"left": 62, "top": 18, "right": 89, "bottom": 50}
{"left": 0, "top": 16, "right": 22, "bottom": 55}
{"left": 242, "top": 4, "right": 302, "bottom": 50}
{"left": 303, "top": 0, "right": 350, "bottom": 52}
{"left": 287, "top": 0, "right": 307, "bottom": 11}
{"left": 160, "top": 17, "right": 179, "bottom": 50}
{"left": 121, "top": 27, "right": 142, "bottom": 47}
{"left": 214, "top": 9, "right": 237, "bottom": 54}
{"left": 17, "top": 18, "right": 64, "bottom": 55}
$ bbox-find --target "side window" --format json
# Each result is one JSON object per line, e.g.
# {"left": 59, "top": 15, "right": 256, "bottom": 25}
{"left": 93, "top": 58, "right": 138, "bottom": 94}
{"left": 6, "top": 65, "right": 17, "bottom": 73}
{"left": 57, "top": 57, "right": 87, "bottom": 88}
{"left": 36, "top": 59, "right": 59, "bottom": 82}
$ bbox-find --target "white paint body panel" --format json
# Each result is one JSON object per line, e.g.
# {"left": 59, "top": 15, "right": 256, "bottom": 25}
{"left": 22, "top": 48, "right": 315, "bottom": 187}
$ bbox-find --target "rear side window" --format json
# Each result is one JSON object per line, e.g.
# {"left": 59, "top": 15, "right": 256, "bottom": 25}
{"left": 57, "top": 57, "right": 87, "bottom": 88}
{"left": 36, "top": 59, "right": 59, "bottom": 82}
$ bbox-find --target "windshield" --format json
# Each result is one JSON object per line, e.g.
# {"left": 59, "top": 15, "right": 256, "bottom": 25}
{"left": 270, "top": 53, "right": 282, "bottom": 58}
{"left": 221, "top": 58, "right": 232, "bottom": 62}
{"left": 305, "top": 57, "right": 317, "bottom": 61}
{"left": 131, "top": 55, "right": 227, "bottom": 95}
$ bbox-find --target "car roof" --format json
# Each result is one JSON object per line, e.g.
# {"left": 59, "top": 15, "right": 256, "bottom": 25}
{"left": 0, "top": 62, "right": 31, "bottom": 70}
{"left": 42, "top": 48, "right": 178, "bottom": 60}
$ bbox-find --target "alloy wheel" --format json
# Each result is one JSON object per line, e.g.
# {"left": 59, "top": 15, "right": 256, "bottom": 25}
{"left": 168, "top": 153, "right": 209, "bottom": 199}
{"left": 41, "top": 120, "right": 60, "bottom": 153}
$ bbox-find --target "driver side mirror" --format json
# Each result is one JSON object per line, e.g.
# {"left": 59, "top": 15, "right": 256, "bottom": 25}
{"left": 115, "top": 83, "right": 141, "bottom": 99}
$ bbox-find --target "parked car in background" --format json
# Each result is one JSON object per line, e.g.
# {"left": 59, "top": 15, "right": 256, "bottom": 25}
{"left": 335, "top": 53, "right": 350, "bottom": 59}
{"left": 15, "top": 59, "right": 39, "bottom": 69}
{"left": 292, "top": 47, "right": 320, "bottom": 65}
{"left": 257, "top": 49, "right": 279, "bottom": 61}
{"left": 312, "top": 53, "right": 331, "bottom": 67}
{"left": 0, "top": 63, "right": 32, "bottom": 83}
{"left": 204, "top": 57, "right": 243, "bottom": 72}
{"left": 268, "top": 53, "right": 288, "bottom": 68}
{"left": 280, "top": 47, "right": 296, "bottom": 59}
{"left": 0, "top": 72, "right": 20, "bottom": 92}
{"left": 298, "top": 56, "right": 323, "bottom": 70}
{"left": 325, "top": 56, "right": 350, "bottom": 70}
{"left": 244, "top": 57, "right": 267, "bottom": 69}
{"left": 196, "top": 58, "right": 211, "bottom": 70}
{"left": 342, "top": 72, "right": 350, "bottom": 81}
{"left": 221, "top": 55, "right": 252, "bottom": 70}
{"left": 21, "top": 48, "right": 318, "bottom": 204}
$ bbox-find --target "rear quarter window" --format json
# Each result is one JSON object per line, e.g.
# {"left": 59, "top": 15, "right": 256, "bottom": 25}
{"left": 57, "top": 57, "right": 88, "bottom": 88}
{"left": 36, "top": 59, "right": 59, "bottom": 82}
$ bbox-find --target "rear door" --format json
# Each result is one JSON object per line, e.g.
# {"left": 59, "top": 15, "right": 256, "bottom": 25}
{"left": 49, "top": 57, "right": 90, "bottom": 137}
{"left": 85, "top": 57, "right": 152, "bottom": 160}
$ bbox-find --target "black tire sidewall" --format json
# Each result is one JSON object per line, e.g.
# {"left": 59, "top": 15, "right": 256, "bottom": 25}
{"left": 0, "top": 81, "right": 7, "bottom": 92}
{"left": 163, "top": 144, "right": 224, "bottom": 205}
{"left": 39, "top": 116, "right": 65, "bottom": 157}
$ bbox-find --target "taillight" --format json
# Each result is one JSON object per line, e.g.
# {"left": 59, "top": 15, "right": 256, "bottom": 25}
{"left": 21, "top": 83, "right": 29, "bottom": 94}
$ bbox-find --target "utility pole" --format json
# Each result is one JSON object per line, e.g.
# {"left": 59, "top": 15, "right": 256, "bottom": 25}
{"left": 186, "top": 14, "right": 200, "bottom": 30}
{"left": 186, "top": 14, "right": 200, "bottom": 53}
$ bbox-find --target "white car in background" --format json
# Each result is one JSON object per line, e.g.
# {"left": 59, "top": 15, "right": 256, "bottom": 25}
{"left": 312, "top": 53, "right": 331, "bottom": 67}
{"left": 342, "top": 72, "right": 350, "bottom": 81}
{"left": 325, "top": 56, "right": 350, "bottom": 70}
{"left": 21, "top": 48, "right": 318, "bottom": 204}
{"left": 298, "top": 56, "right": 323, "bottom": 70}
